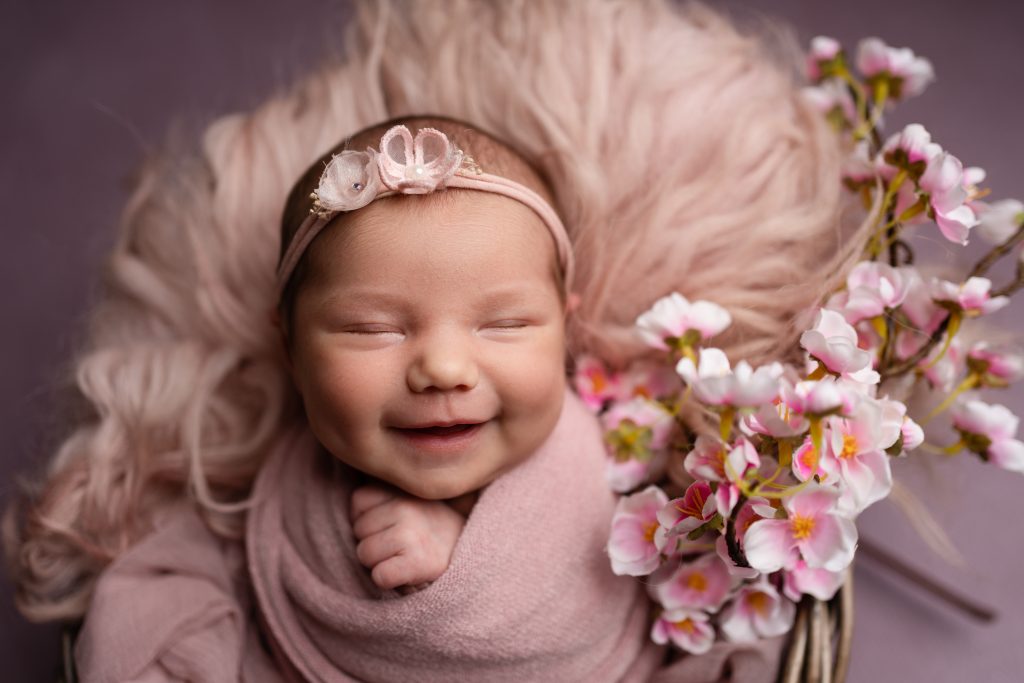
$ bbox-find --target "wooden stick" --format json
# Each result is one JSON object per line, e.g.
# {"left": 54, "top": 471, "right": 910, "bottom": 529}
{"left": 832, "top": 572, "right": 855, "bottom": 683}
{"left": 857, "top": 537, "right": 996, "bottom": 623}
{"left": 818, "top": 600, "right": 834, "bottom": 683}
{"left": 781, "top": 601, "right": 810, "bottom": 683}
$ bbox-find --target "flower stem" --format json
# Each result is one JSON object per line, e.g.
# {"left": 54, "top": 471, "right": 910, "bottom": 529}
{"left": 919, "top": 440, "right": 965, "bottom": 456}
{"left": 920, "top": 311, "right": 962, "bottom": 372}
{"left": 922, "top": 373, "right": 979, "bottom": 424}
{"left": 719, "top": 406, "right": 735, "bottom": 443}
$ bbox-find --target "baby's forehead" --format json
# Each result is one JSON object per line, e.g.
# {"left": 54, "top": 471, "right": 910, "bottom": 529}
{"left": 308, "top": 190, "right": 561, "bottom": 288}
{"left": 327, "top": 192, "right": 557, "bottom": 262}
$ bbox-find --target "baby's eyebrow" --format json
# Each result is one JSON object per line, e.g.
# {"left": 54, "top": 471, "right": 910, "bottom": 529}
{"left": 313, "top": 290, "right": 408, "bottom": 313}
{"left": 474, "top": 283, "right": 552, "bottom": 307}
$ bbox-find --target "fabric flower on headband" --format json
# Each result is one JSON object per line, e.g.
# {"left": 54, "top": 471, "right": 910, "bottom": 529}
{"left": 377, "top": 125, "right": 464, "bottom": 193}
{"left": 314, "top": 149, "right": 381, "bottom": 213}
{"left": 312, "top": 126, "right": 465, "bottom": 215}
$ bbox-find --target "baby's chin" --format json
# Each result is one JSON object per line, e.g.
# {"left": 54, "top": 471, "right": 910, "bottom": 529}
{"left": 388, "top": 471, "right": 488, "bottom": 502}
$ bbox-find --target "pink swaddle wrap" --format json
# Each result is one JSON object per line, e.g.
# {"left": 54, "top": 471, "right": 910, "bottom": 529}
{"left": 246, "top": 388, "right": 661, "bottom": 681}
{"left": 74, "top": 388, "right": 784, "bottom": 681}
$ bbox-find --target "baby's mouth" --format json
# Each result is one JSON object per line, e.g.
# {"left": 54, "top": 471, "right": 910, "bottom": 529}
{"left": 390, "top": 420, "right": 490, "bottom": 453}
{"left": 402, "top": 423, "right": 479, "bottom": 436}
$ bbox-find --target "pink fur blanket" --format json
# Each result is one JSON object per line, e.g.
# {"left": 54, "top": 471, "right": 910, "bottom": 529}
{"left": 74, "top": 389, "right": 783, "bottom": 681}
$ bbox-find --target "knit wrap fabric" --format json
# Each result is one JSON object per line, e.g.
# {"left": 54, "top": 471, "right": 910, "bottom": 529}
{"left": 246, "top": 389, "right": 663, "bottom": 682}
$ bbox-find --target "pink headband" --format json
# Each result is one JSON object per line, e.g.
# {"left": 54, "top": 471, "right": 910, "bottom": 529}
{"left": 276, "top": 125, "right": 574, "bottom": 299}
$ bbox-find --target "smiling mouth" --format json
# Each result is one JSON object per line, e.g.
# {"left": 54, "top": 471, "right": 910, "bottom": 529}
{"left": 400, "top": 423, "right": 480, "bottom": 436}
{"left": 390, "top": 421, "right": 489, "bottom": 454}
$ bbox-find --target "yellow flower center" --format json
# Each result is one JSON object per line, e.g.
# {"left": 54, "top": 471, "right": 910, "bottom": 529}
{"left": 673, "top": 617, "right": 696, "bottom": 633}
{"left": 840, "top": 434, "right": 859, "bottom": 459}
{"left": 686, "top": 571, "right": 708, "bottom": 592}
{"left": 791, "top": 513, "right": 816, "bottom": 540}
{"left": 746, "top": 591, "right": 770, "bottom": 615}
{"left": 800, "top": 444, "right": 819, "bottom": 472}
{"left": 591, "top": 371, "right": 608, "bottom": 394}
{"left": 643, "top": 521, "right": 659, "bottom": 543}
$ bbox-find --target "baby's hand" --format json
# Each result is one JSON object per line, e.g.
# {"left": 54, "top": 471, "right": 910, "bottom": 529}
{"left": 350, "top": 483, "right": 466, "bottom": 592}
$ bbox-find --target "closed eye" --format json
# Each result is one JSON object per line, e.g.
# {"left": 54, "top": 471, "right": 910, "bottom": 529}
{"left": 483, "top": 320, "right": 532, "bottom": 333}
{"left": 343, "top": 325, "right": 403, "bottom": 336}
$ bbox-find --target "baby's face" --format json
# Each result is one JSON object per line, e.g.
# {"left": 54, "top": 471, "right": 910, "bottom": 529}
{"left": 288, "top": 191, "right": 567, "bottom": 500}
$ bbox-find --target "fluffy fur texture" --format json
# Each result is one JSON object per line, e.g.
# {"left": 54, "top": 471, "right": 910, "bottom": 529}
{"left": 4, "top": 0, "right": 866, "bottom": 622}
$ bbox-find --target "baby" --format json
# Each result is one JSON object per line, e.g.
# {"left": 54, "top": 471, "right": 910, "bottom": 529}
{"left": 277, "top": 117, "right": 571, "bottom": 593}
{"left": 235, "top": 116, "right": 668, "bottom": 681}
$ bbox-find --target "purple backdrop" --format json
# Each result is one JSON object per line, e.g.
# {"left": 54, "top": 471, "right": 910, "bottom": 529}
{"left": 3, "top": 1, "right": 1022, "bottom": 681}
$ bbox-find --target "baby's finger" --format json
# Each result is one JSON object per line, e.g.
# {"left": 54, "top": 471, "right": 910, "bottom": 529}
{"left": 370, "top": 555, "right": 432, "bottom": 591}
{"left": 354, "top": 527, "right": 406, "bottom": 569}
{"left": 351, "top": 501, "right": 399, "bottom": 540}
{"left": 350, "top": 484, "right": 397, "bottom": 520}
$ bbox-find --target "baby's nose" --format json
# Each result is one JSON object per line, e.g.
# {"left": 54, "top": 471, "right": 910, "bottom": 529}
{"left": 406, "top": 334, "right": 479, "bottom": 393}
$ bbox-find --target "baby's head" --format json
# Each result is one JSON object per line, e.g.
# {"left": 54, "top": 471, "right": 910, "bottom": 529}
{"left": 277, "top": 116, "right": 571, "bottom": 500}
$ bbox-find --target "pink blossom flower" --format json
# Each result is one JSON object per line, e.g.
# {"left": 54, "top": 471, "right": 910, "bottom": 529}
{"left": 602, "top": 397, "right": 674, "bottom": 456}
{"left": 897, "top": 267, "right": 946, "bottom": 334}
{"left": 720, "top": 578, "right": 797, "bottom": 642}
{"left": 710, "top": 440, "right": 762, "bottom": 519}
{"left": 856, "top": 38, "right": 935, "bottom": 100}
{"left": 792, "top": 433, "right": 836, "bottom": 483}
{"left": 657, "top": 480, "right": 716, "bottom": 539}
{"left": 616, "top": 362, "right": 682, "bottom": 403}
{"left": 635, "top": 292, "right": 731, "bottom": 351}
{"left": 681, "top": 437, "right": 759, "bottom": 517}
{"left": 930, "top": 277, "right": 1010, "bottom": 317}
{"left": 918, "top": 150, "right": 978, "bottom": 245}
{"left": 573, "top": 354, "right": 621, "bottom": 411}
{"left": 878, "top": 124, "right": 941, "bottom": 178}
{"left": 967, "top": 342, "right": 1024, "bottom": 385}
{"left": 902, "top": 336, "right": 965, "bottom": 393}
{"left": 823, "top": 401, "right": 895, "bottom": 514}
{"left": 878, "top": 397, "right": 924, "bottom": 454}
{"left": 976, "top": 198, "right": 1024, "bottom": 245}
{"left": 806, "top": 36, "right": 842, "bottom": 81}
{"left": 606, "top": 456, "right": 662, "bottom": 494}
{"left": 743, "top": 486, "right": 858, "bottom": 573}
{"left": 951, "top": 400, "right": 1024, "bottom": 474}
{"left": 800, "top": 309, "right": 880, "bottom": 385}
{"left": 782, "top": 377, "right": 858, "bottom": 418}
{"left": 802, "top": 80, "right": 856, "bottom": 127}
{"left": 607, "top": 486, "right": 669, "bottom": 576}
{"left": 841, "top": 262, "right": 910, "bottom": 323}
{"left": 602, "top": 397, "right": 674, "bottom": 492}
{"left": 783, "top": 560, "right": 846, "bottom": 601}
{"left": 655, "top": 553, "right": 734, "bottom": 612}
{"left": 842, "top": 140, "right": 877, "bottom": 190}
{"left": 902, "top": 417, "right": 925, "bottom": 452}
{"left": 683, "top": 435, "right": 730, "bottom": 482}
{"left": 651, "top": 608, "right": 715, "bottom": 654}
{"left": 676, "top": 348, "right": 784, "bottom": 408}
{"left": 744, "top": 381, "right": 810, "bottom": 438}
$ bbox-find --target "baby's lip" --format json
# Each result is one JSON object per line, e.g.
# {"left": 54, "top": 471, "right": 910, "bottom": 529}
{"left": 392, "top": 418, "right": 491, "bottom": 430}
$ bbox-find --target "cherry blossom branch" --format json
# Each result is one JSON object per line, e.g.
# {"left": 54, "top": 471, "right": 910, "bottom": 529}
{"left": 724, "top": 495, "right": 751, "bottom": 568}
{"left": 857, "top": 537, "right": 996, "bottom": 623}
{"left": 968, "top": 223, "right": 1024, "bottom": 280}
{"left": 878, "top": 314, "right": 952, "bottom": 382}
{"left": 993, "top": 261, "right": 1024, "bottom": 298}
